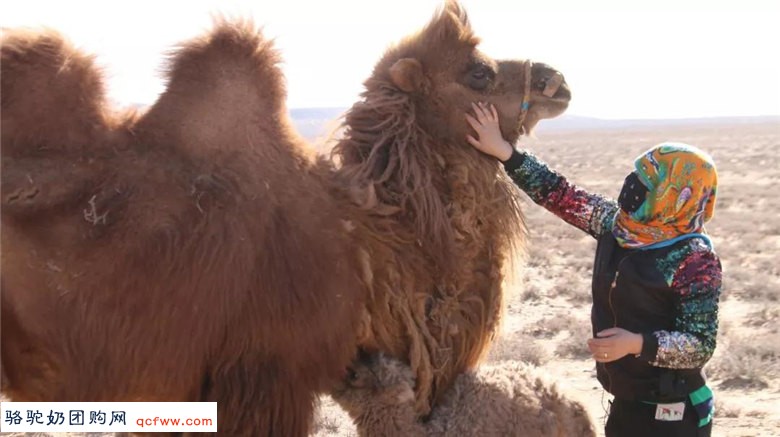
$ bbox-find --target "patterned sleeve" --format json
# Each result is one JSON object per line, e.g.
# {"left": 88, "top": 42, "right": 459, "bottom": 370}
{"left": 503, "top": 150, "right": 618, "bottom": 238}
{"left": 639, "top": 240, "right": 722, "bottom": 368}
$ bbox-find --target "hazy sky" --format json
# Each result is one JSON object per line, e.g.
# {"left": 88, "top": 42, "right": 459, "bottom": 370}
{"left": 3, "top": 0, "right": 779, "bottom": 119}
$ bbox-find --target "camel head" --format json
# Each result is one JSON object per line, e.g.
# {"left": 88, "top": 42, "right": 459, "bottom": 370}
{"left": 366, "top": 0, "right": 570, "bottom": 145}
{"left": 331, "top": 352, "right": 416, "bottom": 420}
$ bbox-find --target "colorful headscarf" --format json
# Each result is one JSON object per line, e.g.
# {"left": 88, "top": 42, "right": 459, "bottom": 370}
{"left": 612, "top": 142, "right": 718, "bottom": 249}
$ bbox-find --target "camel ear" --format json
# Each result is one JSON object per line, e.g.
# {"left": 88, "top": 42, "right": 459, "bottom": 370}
{"left": 389, "top": 58, "right": 427, "bottom": 93}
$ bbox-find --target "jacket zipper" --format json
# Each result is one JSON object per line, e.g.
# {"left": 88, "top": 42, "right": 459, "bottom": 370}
{"left": 603, "top": 253, "right": 632, "bottom": 396}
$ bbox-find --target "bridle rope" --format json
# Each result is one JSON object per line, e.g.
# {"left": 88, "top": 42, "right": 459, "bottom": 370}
{"left": 518, "top": 60, "right": 533, "bottom": 129}
{"left": 517, "top": 60, "right": 564, "bottom": 131}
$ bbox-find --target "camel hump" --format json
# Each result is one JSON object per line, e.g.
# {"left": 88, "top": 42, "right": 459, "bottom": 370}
{"left": 136, "top": 19, "right": 292, "bottom": 156}
{"left": 1, "top": 27, "right": 109, "bottom": 158}
{"left": 1, "top": 28, "right": 114, "bottom": 218}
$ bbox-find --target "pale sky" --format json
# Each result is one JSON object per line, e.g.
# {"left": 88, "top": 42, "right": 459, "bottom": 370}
{"left": 2, "top": 0, "right": 779, "bottom": 119}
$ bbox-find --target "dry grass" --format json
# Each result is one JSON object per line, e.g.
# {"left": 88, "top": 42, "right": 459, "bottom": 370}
{"left": 715, "top": 401, "right": 742, "bottom": 418}
{"left": 746, "top": 307, "right": 780, "bottom": 331}
{"left": 487, "top": 332, "right": 552, "bottom": 366}
{"left": 707, "top": 333, "right": 780, "bottom": 390}
{"left": 554, "top": 321, "right": 595, "bottom": 360}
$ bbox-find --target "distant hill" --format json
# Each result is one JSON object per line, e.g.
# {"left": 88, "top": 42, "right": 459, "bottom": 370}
{"left": 289, "top": 107, "right": 347, "bottom": 140}
{"left": 287, "top": 107, "right": 779, "bottom": 140}
{"left": 532, "top": 114, "right": 780, "bottom": 133}
{"left": 129, "top": 103, "right": 778, "bottom": 140}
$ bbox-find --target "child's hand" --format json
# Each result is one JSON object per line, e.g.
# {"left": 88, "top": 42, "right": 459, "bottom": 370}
{"left": 465, "top": 102, "right": 514, "bottom": 162}
{"left": 587, "top": 327, "right": 644, "bottom": 363}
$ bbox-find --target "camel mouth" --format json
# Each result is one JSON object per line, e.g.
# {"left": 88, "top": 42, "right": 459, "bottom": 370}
{"left": 551, "top": 84, "right": 572, "bottom": 103}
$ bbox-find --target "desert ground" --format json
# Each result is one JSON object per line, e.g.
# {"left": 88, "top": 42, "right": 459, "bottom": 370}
{"left": 2, "top": 119, "right": 778, "bottom": 436}
{"left": 311, "top": 119, "right": 780, "bottom": 437}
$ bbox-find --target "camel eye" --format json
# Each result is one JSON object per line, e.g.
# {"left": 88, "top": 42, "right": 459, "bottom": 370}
{"left": 467, "top": 64, "right": 493, "bottom": 90}
{"left": 534, "top": 78, "right": 547, "bottom": 91}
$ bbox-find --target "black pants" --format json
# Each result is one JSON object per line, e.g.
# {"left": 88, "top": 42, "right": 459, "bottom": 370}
{"left": 605, "top": 397, "right": 712, "bottom": 437}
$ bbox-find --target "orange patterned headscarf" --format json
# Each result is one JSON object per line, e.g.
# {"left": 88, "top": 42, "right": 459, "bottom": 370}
{"left": 612, "top": 143, "right": 718, "bottom": 249}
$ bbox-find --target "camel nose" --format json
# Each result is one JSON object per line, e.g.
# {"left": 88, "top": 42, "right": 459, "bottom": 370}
{"left": 541, "top": 72, "right": 570, "bottom": 102}
{"left": 542, "top": 72, "right": 564, "bottom": 98}
{"left": 530, "top": 62, "right": 571, "bottom": 102}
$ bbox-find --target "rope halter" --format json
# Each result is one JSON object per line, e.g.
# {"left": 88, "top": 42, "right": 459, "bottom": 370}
{"left": 518, "top": 60, "right": 533, "bottom": 128}
{"left": 517, "top": 60, "right": 564, "bottom": 131}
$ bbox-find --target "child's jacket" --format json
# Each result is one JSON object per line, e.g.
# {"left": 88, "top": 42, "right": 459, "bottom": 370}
{"left": 503, "top": 150, "right": 722, "bottom": 402}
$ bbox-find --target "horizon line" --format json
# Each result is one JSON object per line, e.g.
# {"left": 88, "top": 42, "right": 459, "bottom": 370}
{"left": 286, "top": 108, "right": 780, "bottom": 122}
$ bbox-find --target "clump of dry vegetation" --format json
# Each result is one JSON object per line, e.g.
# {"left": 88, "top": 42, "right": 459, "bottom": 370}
{"left": 707, "top": 332, "right": 780, "bottom": 390}
{"left": 487, "top": 332, "right": 552, "bottom": 366}
{"left": 746, "top": 307, "right": 780, "bottom": 331}
{"left": 554, "top": 321, "right": 594, "bottom": 359}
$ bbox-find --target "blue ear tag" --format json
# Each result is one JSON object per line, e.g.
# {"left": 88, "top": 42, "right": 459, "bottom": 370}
{"left": 521, "top": 101, "right": 530, "bottom": 111}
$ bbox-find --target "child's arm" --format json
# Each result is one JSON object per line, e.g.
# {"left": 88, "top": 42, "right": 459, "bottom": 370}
{"left": 639, "top": 243, "right": 722, "bottom": 369}
{"left": 466, "top": 102, "right": 618, "bottom": 239}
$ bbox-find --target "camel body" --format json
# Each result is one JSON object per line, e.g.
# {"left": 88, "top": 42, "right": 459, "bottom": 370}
{"left": 0, "top": 2, "right": 570, "bottom": 434}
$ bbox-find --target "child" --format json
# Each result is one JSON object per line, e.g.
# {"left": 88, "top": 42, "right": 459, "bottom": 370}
{"left": 466, "top": 102, "right": 721, "bottom": 437}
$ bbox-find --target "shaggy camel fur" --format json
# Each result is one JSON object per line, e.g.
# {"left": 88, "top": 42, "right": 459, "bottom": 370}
{"left": 326, "top": 2, "right": 569, "bottom": 415}
{"left": 1, "top": 1, "right": 570, "bottom": 434}
{"left": 332, "top": 353, "right": 597, "bottom": 437}
{"left": 1, "top": 20, "right": 363, "bottom": 437}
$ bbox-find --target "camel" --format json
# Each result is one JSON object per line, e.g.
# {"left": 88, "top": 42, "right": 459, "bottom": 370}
{"left": 1, "top": 1, "right": 570, "bottom": 435}
{"left": 1, "top": 20, "right": 365, "bottom": 437}
{"left": 332, "top": 352, "right": 597, "bottom": 436}
{"left": 324, "top": 2, "right": 569, "bottom": 416}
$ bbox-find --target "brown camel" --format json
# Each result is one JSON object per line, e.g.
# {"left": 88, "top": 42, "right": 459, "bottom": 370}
{"left": 0, "top": 1, "right": 570, "bottom": 435}
{"left": 1, "top": 19, "right": 364, "bottom": 437}
{"left": 326, "top": 2, "right": 569, "bottom": 416}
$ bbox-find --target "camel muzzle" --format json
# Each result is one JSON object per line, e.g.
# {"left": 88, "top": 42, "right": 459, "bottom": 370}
{"left": 542, "top": 72, "right": 564, "bottom": 98}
